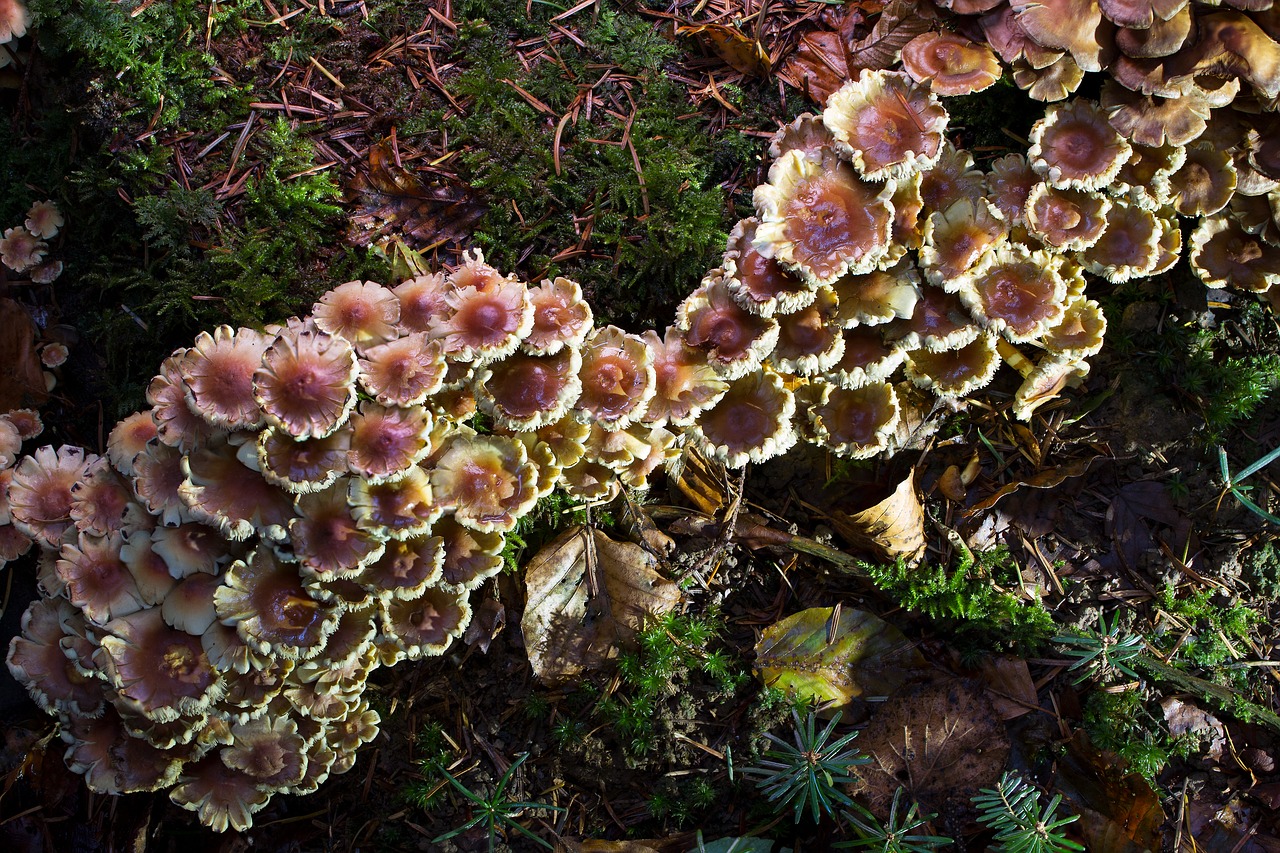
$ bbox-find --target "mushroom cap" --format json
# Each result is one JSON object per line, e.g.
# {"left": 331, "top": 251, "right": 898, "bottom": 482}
{"left": 358, "top": 333, "right": 449, "bottom": 409}
{"left": 40, "top": 343, "right": 68, "bottom": 368}
{"left": 291, "top": 484, "right": 387, "bottom": 578}
{"left": 57, "top": 531, "right": 147, "bottom": 625}
{"left": 692, "top": 368, "right": 798, "bottom": 468}
{"left": 770, "top": 286, "right": 846, "bottom": 375}
{"left": 433, "top": 515, "right": 504, "bottom": 590}
{"left": 1012, "top": 354, "right": 1091, "bottom": 420}
{"left": 1114, "top": 6, "right": 1194, "bottom": 60}
{"left": 181, "top": 326, "right": 270, "bottom": 431}
{"left": 824, "top": 327, "right": 907, "bottom": 389}
{"left": 63, "top": 709, "right": 189, "bottom": 796}
{"left": 6, "top": 598, "right": 105, "bottom": 718}
{"left": 831, "top": 261, "right": 922, "bottom": 327}
{"left": 25, "top": 200, "right": 63, "bottom": 239}
{"left": 4, "top": 407, "right": 42, "bottom": 441}
{"left": 70, "top": 457, "right": 135, "bottom": 537}
{"left": 107, "top": 411, "right": 158, "bottom": 477}
{"left": 1159, "top": 11, "right": 1280, "bottom": 101}
{"left": 768, "top": 113, "right": 838, "bottom": 161}
{"left": 312, "top": 280, "right": 400, "bottom": 350}
{"left": 1190, "top": 215, "right": 1280, "bottom": 292}
{"left": 130, "top": 441, "right": 192, "bottom": 527}
{"left": 179, "top": 438, "right": 295, "bottom": 542}
{"left": 1099, "top": 0, "right": 1187, "bottom": 30}
{"left": 147, "top": 351, "right": 217, "bottom": 453}
{"left": 1042, "top": 296, "right": 1108, "bottom": 359}
{"left": 1078, "top": 198, "right": 1164, "bottom": 281}
{"left": 676, "top": 276, "right": 781, "bottom": 380}
{"left": 1170, "top": 143, "right": 1239, "bottom": 216}
{"left": 981, "top": 4, "right": 1066, "bottom": 69}
{"left": 918, "top": 142, "right": 986, "bottom": 214}
{"left": 577, "top": 325, "right": 658, "bottom": 430}
{"left": 1011, "top": 0, "right": 1117, "bottom": 73}
{"left": 392, "top": 272, "right": 450, "bottom": 334}
{"left": 615, "top": 425, "right": 679, "bottom": 490}
{"left": 222, "top": 716, "right": 309, "bottom": 788}
{"left": 905, "top": 332, "right": 1002, "bottom": 398}
{"left": 348, "top": 466, "right": 442, "bottom": 541}
{"left": 380, "top": 585, "right": 471, "bottom": 661}
{"left": 1012, "top": 53, "right": 1086, "bottom": 102}
{"left": 823, "top": 70, "right": 949, "bottom": 182}
{"left": 161, "top": 572, "right": 222, "bottom": 635}
{"left": 169, "top": 754, "right": 273, "bottom": 832}
{"left": 532, "top": 416, "right": 591, "bottom": 469}
{"left": 1150, "top": 211, "right": 1184, "bottom": 274}
{"left": 985, "top": 154, "right": 1037, "bottom": 229}
{"left": 254, "top": 326, "right": 358, "bottom": 440}
{"left": 1110, "top": 140, "right": 1186, "bottom": 208}
{"left": 360, "top": 533, "right": 445, "bottom": 599}
{"left": 885, "top": 284, "right": 981, "bottom": 353}
{"left": 891, "top": 172, "right": 926, "bottom": 250}
{"left": 346, "top": 402, "right": 434, "bottom": 483}
{"left": 0, "top": 226, "right": 47, "bottom": 272}
{"left": 723, "top": 217, "right": 819, "bottom": 317}
{"left": 429, "top": 433, "right": 538, "bottom": 533}
{"left": 1024, "top": 183, "right": 1113, "bottom": 251}
{"left": 559, "top": 458, "right": 621, "bottom": 503}
{"left": 919, "top": 198, "right": 1010, "bottom": 287}
{"left": 955, "top": 244, "right": 1068, "bottom": 342}
{"left": 119, "top": 530, "right": 179, "bottom": 605}
{"left": 8, "top": 444, "right": 89, "bottom": 547}
{"left": 257, "top": 426, "right": 350, "bottom": 494}
{"left": 641, "top": 326, "right": 729, "bottom": 427}
{"left": 475, "top": 348, "right": 583, "bottom": 431}
{"left": 524, "top": 277, "right": 594, "bottom": 355}
{"left": 753, "top": 149, "right": 897, "bottom": 286}
{"left": 431, "top": 275, "right": 534, "bottom": 363}
{"left": 810, "top": 381, "right": 902, "bottom": 459}
{"left": 1028, "top": 99, "right": 1133, "bottom": 191}
{"left": 215, "top": 547, "right": 339, "bottom": 660}
{"left": 901, "top": 32, "right": 1002, "bottom": 96}
{"left": 100, "top": 608, "right": 224, "bottom": 722}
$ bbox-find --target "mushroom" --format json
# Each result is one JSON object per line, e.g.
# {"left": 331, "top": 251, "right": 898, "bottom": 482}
{"left": 640, "top": 327, "right": 728, "bottom": 427}
{"left": 918, "top": 142, "right": 986, "bottom": 214}
{"left": 986, "top": 154, "right": 1039, "bottom": 227}
{"left": 160, "top": 572, "right": 222, "bottom": 635}
{"left": 4, "top": 408, "right": 42, "bottom": 441}
{"left": 1012, "top": 53, "right": 1086, "bottom": 102}
{"left": 99, "top": 608, "right": 224, "bottom": 722}
{"left": 1190, "top": 215, "right": 1280, "bottom": 292}
{"left": 1011, "top": 0, "right": 1117, "bottom": 73}
{"left": 169, "top": 755, "right": 273, "bottom": 833}
{"left": 130, "top": 441, "right": 193, "bottom": 527}
{"left": 63, "top": 709, "right": 189, "bottom": 795}
{"left": 380, "top": 586, "right": 471, "bottom": 661}
{"left": 0, "top": 226, "right": 47, "bottom": 272}
{"left": 676, "top": 275, "right": 780, "bottom": 380}
{"left": 524, "top": 277, "right": 594, "bottom": 355}
{"left": 1113, "top": 7, "right": 1194, "bottom": 60}
{"left": 348, "top": 466, "right": 441, "bottom": 541}
{"left": 768, "top": 113, "right": 838, "bottom": 160}
{"left": 1169, "top": 143, "right": 1239, "bottom": 216}
{"left": 360, "top": 533, "right": 445, "bottom": 600}
{"left": 885, "top": 284, "right": 981, "bottom": 353}
{"left": 392, "top": 272, "right": 451, "bottom": 334}
{"left": 692, "top": 368, "right": 797, "bottom": 468}
{"left": 107, "top": 412, "right": 158, "bottom": 478}
{"left": 722, "top": 217, "right": 819, "bottom": 317}
{"left": 1011, "top": 352, "right": 1091, "bottom": 420}
{"left": 771, "top": 286, "right": 846, "bottom": 375}
{"left": 577, "top": 325, "right": 657, "bottom": 430}
{"left": 905, "top": 332, "right": 1003, "bottom": 398}
{"left": 0, "top": 0, "right": 27, "bottom": 44}
{"left": 1042, "top": 296, "right": 1108, "bottom": 359}
{"left": 256, "top": 426, "right": 350, "bottom": 494}
{"left": 823, "top": 70, "right": 949, "bottom": 182}
{"left": 40, "top": 343, "right": 68, "bottom": 368}
{"left": 901, "top": 31, "right": 1002, "bottom": 96}
{"left": 70, "top": 456, "right": 135, "bottom": 536}
{"left": 147, "top": 351, "right": 216, "bottom": 452}
{"left": 824, "top": 327, "right": 907, "bottom": 389}
{"left": 180, "top": 326, "right": 270, "bottom": 431}
{"left": 810, "top": 381, "right": 901, "bottom": 459}
{"left": 956, "top": 244, "right": 1069, "bottom": 342}
{"left": 1028, "top": 99, "right": 1133, "bottom": 191}
{"left": 1024, "top": 183, "right": 1113, "bottom": 250}
{"left": 475, "top": 348, "right": 583, "bottom": 431}
{"left": 753, "top": 149, "right": 897, "bottom": 286}
{"left": 429, "top": 434, "right": 538, "bottom": 533}
{"left": 919, "top": 198, "right": 1009, "bottom": 286}
{"left": 312, "top": 280, "right": 400, "bottom": 350}
{"left": 1110, "top": 140, "right": 1186, "bottom": 208}
{"left": 830, "top": 261, "right": 921, "bottom": 327}
{"left": 290, "top": 484, "right": 387, "bottom": 579}
{"left": 8, "top": 444, "right": 89, "bottom": 547}
{"left": 254, "top": 325, "right": 358, "bottom": 440}
{"left": 221, "top": 717, "right": 309, "bottom": 788}
{"left": 431, "top": 275, "right": 534, "bottom": 363}
{"left": 215, "top": 547, "right": 339, "bottom": 660}
{"left": 1077, "top": 198, "right": 1163, "bottom": 281}
{"left": 6, "top": 598, "right": 105, "bottom": 718}
{"left": 346, "top": 402, "right": 434, "bottom": 483}
{"left": 179, "top": 438, "right": 295, "bottom": 542}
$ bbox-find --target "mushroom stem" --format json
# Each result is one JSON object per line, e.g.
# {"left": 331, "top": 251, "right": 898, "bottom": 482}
{"left": 996, "top": 338, "right": 1035, "bottom": 378}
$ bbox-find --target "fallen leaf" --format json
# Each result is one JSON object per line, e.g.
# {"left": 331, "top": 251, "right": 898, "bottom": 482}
{"left": 522, "top": 526, "right": 682, "bottom": 685}
{"left": 1106, "top": 480, "right": 1188, "bottom": 571}
{"left": 968, "top": 655, "right": 1039, "bottom": 720}
{"left": 845, "top": 0, "right": 933, "bottom": 76}
{"left": 462, "top": 596, "right": 506, "bottom": 653}
{"left": 1161, "top": 697, "right": 1226, "bottom": 760}
{"left": 852, "top": 678, "right": 1011, "bottom": 816}
{"left": 963, "top": 455, "right": 1104, "bottom": 515}
{"left": 345, "top": 140, "right": 486, "bottom": 248}
{"left": 680, "top": 23, "right": 771, "bottom": 76}
{"left": 0, "top": 298, "right": 47, "bottom": 411}
{"left": 671, "top": 444, "right": 731, "bottom": 515}
{"left": 754, "top": 606, "right": 924, "bottom": 707}
{"left": 826, "top": 472, "right": 926, "bottom": 565}
{"left": 1053, "top": 730, "right": 1165, "bottom": 853}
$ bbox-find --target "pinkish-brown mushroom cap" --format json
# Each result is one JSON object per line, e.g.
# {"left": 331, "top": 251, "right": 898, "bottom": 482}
{"left": 313, "top": 280, "right": 401, "bottom": 349}
{"left": 901, "top": 32, "right": 1002, "bottom": 96}
{"left": 254, "top": 326, "right": 358, "bottom": 440}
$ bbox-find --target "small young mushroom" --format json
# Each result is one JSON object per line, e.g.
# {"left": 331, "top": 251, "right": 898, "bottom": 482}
{"left": 256, "top": 426, "right": 350, "bottom": 495}
{"left": 8, "top": 444, "right": 89, "bottom": 548}
{"left": 919, "top": 198, "right": 1009, "bottom": 287}
{"left": 901, "top": 31, "right": 1002, "bottom": 96}
{"left": 770, "top": 286, "right": 846, "bottom": 375}
{"left": 312, "top": 281, "right": 400, "bottom": 350}
{"left": 905, "top": 332, "right": 1002, "bottom": 398}
{"left": 107, "top": 412, "right": 158, "bottom": 478}
{"left": 692, "top": 368, "right": 797, "bottom": 468}
{"left": 524, "top": 277, "right": 594, "bottom": 355}
{"left": 431, "top": 275, "right": 534, "bottom": 364}
{"left": 640, "top": 327, "right": 728, "bottom": 427}
{"left": 810, "top": 380, "right": 901, "bottom": 459}
{"left": 823, "top": 70, "right": 949, "bottom": 182}
{"left": 1169, "top": 143, "right": 1239, "bottom": 217}
{"left": 25, "top": 200, "right": 64, "bottom": 239}
{"left": 348, "top": 466, "right": 441, "bottom": 541}
{"left": 0, "top": 226, "right": 47, "bottom": 272}
{"left": 1024, "top": 183, "right": 1112, "bottom": 251}
{"left": 722, "top": 217, "right": 818, "bottom": 317}
{"left": 1029, "top": 99, "right": 1132, "bottom": 191}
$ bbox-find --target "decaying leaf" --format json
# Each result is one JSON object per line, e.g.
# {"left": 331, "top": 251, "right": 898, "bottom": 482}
{"left": 1106, "top": 480, "right": 1190, "bottom": 571}
{"left": 826, "top": 473, "right": 926, "bottom": 565}
{"left": 462, "top": 596, "right": 506, "bottom": 654}
{"left": 852, "top": 679, "right": 1010, "bottom": 817}
{"left": 754, "top": 606, "right": 924, "bottom": 706}
{"left": 345, "top": 140, "right": 486, "bottom": 248}
{"left": 1053, "top": 731, "right": 1165, "bottom": 853}
{"left": 0, "top": 298, "right": 47, "bottom": 411}
{"left": 671, "top": 444, "right": 731, "bottom": 515}
{"left": 968, "top": 655, "right": 1039, "bottom": 720}
{"left": 522, "top": 526, "right": 682, "bottom": 685}
{"left": 963, "top": 455, "right": 1106, "bottom": 515}
{"left": 845, "top": 0, "right": 932, "bottom": 76}
{"left": 680, "top": 23, "right": 771, "bottom": 77}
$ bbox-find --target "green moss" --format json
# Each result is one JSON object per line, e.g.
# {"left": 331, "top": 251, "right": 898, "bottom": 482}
{"left": 1082, "top": 689, "right": 1192, "bottom": 785}
{"left": 1155, "top": 583, "right": 1260, "bottom": 693}
{"left": 1243, "top": 541, "right": 1280, "bottom": 601}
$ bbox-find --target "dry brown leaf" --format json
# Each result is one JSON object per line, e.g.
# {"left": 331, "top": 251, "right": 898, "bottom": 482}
{"left": 826, "top": 473, "right": 926, "bottom": 565}
{"left": 462, "top": 596, "right": 506, "bottom": 653}
{"left": 963, "top": 455, "right": 1105, "bottom": 515}
{"left": 671, "top": 444, "right": 730, "bottom": 515}
{"left": 1053, "top": 731, "right": 1165, "bottom": 853}
{"left": 680, "top": 23, "right": 771, "bottom": 77}
{"left": 522, "top": 526, "right": 682, "bottom": 685}
{"left": 0, "top": 298, "right": 47, "bottom": 412}
{"left": 968, "top": 655, "right": 1039, "bottom": 720}
{"left": 345, "top": 140, "right": 486, "bottom": 248}
{"left": 852, "top": 678, "right": 1010, "bottom": 817}
{"left": 846, "top": 0, "right": 933, "bottom": 75}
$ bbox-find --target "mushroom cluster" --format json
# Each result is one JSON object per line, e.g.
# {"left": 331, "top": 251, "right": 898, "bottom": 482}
{"left": 0, "top": 252, "right": 702, "bottom": 831}
{"left": 890, "top": 1, "right": 1280, "bottom": 305}
{"left": 1, "top": 199, "right": 64, "bottom": 286}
